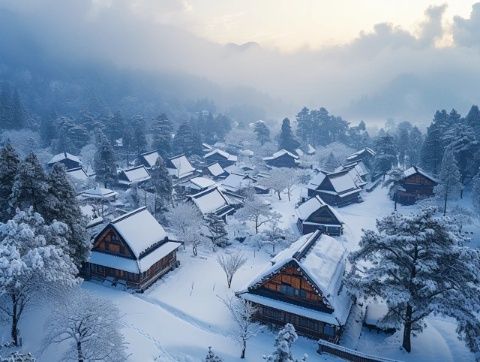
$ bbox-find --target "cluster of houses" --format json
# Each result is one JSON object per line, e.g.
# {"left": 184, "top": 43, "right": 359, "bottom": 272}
{"left": 47, "top": 143, "right": 439, "bottom": 344}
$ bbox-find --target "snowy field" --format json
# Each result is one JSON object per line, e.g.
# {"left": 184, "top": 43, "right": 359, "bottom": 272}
{"left": 3, "top": 186, "right": 478, "bottom": 362}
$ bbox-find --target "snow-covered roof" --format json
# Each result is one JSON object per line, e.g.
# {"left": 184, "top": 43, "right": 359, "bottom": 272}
{"left": 190, "top": 187, "right": 231, "bottom": 215}
{"left": 221, "top": 173, "right": 255, "bottom": 192}
{"left": 263, "top": 149, "right": 299, "bottom": 161}
{"left": 341, "top": 161, "right": 369, "bottom": 177}
{"left": 188, "top": 177, "right": 216, "bottom": 190}
{"left": 206, "top": 163, "right": 225, "bottom": 177}
{"left": 167, "top": 155, "right": 195, "bottom": 179}
{"left": 240, "top": 149, "right": 254, "bottom": 157}
{"left": 109, "top": 207, "right": 167, "bottom": 258}
{"left": 204, "top": 149, "right": 238, "bottom": 162}
{"left": 66, "top": 167, "right": 89, "bottom": 182}
{"left": 295, "top": 148, "right": 304, "bottom": 157}
{"left": 403, "top": 166, "right": 438, "bottom": 183}
{"left": 307, "top": 171, "right": 327, "bottom": 189}
{"left": 48, "top": 152, "right": 81, "bottom": 165}
{"left": 329, "top": 171, "right": 358, "bottom": 193}
{"left": 140, "top": 151, "right": 160, "bottom": 168}
{"left": 295, "top": 195, "right": 344, "bottom": 224}
{"left": 347, "top": 168, "right": 367, "bottom": 188}
{"left": 81, "top": 186, "right": 118, "bottom": 200}
{"left": 119, "top": 165, "right": 151, "bottom": 185}
{"left": 240, "top": 231, "right": 351, "bottom": 325}
{"left": 346, "top": 147, "right": 376, "bottom": 161}
{"left": 306, "top": 144, "right": 316, "bottom": 155}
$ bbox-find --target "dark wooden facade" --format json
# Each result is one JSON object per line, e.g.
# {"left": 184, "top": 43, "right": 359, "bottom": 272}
{"left": 396, "top": 171, "right": 437, "bottom": 205}
{"left": 264, "top": 153, "right": 298, "bottom": 168}
{"left": 84, "top": 225, "right": 179, "bottom": 292}
{"left": 307, "top": 177, "right": 361, "bottom": 207}
{"left": 245, "top": 262, "right": 342, "bottom": 342}
{"left": 204, "top": 153, "right": 236, "bottom": 168}
{"left": 48, "top": 157, "right": 81, "bottom": 170}
{"left": 297, "top": 207, "right": 343, "bottom": 236}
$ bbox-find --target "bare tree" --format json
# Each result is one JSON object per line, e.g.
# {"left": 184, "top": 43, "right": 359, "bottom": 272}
{"left": 217, "top": 253, "right": 247, "bottom": 288}
{"left": 43, "top": 289, "right": 128, "bottom": 362}
{"left": 262, "top": 168, "right": 289, "bottom": 200}
{"left": 166, "top": 202, "right": 207, "bottom": 256}
{"left": 236, "top": 193, "right": 280, "bottom": 234}
{"left": 283, "top": 168, "right": 299, "bottom": 201}
{"left": 221, "top": 296, "right": 261, "bottom": 359}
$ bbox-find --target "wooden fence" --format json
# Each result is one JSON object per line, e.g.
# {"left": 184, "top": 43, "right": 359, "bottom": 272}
{"left": 317, "top": 340, "right": 402, "bottom": 362}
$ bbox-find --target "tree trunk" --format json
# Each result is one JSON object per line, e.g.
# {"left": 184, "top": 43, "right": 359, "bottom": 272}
{"left": 402, "top": 304, "right": 413, "bottom": 353}
{"left": 11, "top": 294, "right": 18, "bottom": 346}
{"left": 443, "top": 191, "right": 448, "bottom": 216}
{"left": 240, "top": 339, "right": 246, "bottom": 359}
{"left": 276, "top": 191, "right": 281, "bottom": 200}
{"left": 394, "top": 193, "right": 397, "bottom": 211}
{"left": 77, "top": 341, "right": 84, "bottom": 362}
{"left": 192, "top": 244, "right": 198, "bottom": 256}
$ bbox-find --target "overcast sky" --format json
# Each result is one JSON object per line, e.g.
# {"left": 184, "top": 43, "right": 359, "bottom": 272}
{"left": 3, "top": 0, "right": 480, "bottom": 125}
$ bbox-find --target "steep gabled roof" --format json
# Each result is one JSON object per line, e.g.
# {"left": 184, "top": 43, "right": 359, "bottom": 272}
{"left": 81, "top": 185, "right": 118, "bottom": 199}
{"left": 108, "top": 207, "right": 167, "bottom": 258}
{"left": 346, "top": 147, "right": 376, "bottom": 161}
{"left": 66, "top": 167, "right": 89, "bottom": 182}
{"left": 48, "top": 152, "right": 81, "bottom": 165}
{"left": 166, "top": 154, "right": 196, "bottom": 179}
{"left": 263, "top": 149, "right": 299, "bottom": 161}
{"left": 295, "top": 196, "right": 344, "bottom": 224}
{"left": 221, "top": 173, "right": 256, "bottom": 192}
{"left": 206, "top": 162, "right": 225, "bottom": 177}
{"left": 239, "top": 231, "right": 351, "bottom": 325}
{"left": 140, "top": 151, "right": 160, "bottom": 168}
{"left": 403, "top": 166, "right": 438, "bottom": 183}
{"left": 189, "top": 186, "right": 233, "bottom": 216}
{"left": 204, "top": 149, "right": 238, "bottom": 162}
{"left": 326, "top": 170, "right": 359, "bottom": 194}
{"left": 118, "top": 165, "right": 151, "bottom": 185}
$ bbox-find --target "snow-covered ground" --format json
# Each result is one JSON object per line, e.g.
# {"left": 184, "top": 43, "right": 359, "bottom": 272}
{"left": 2, "top": 184, "right": 477, "bottom": 361}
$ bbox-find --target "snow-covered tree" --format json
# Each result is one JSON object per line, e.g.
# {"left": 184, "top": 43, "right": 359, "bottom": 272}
{"left": 262, "top": 168, "right": 289, "bottom": 200}
{"left": 263, "top": 323, "right": 307, "bottom": 362}
{"left": 383, "top": 168, "right": 405, "bottom": 211}
{"left": 347, "top": 208, "right": 480, "bottom": 353}
{"left": 151, "top": 113, "right": 173, "bottom": 158}
{"left": 322, "top": 152, "right": 339, "bottom": 172}
{"left": 0, "top": 352, "right": 35, "bottom": 362}
{"left": 217, "top": 253, "right": 247, "bottom": 288}
{"left": 43, "top": 288, "right": 128, "bottom": 362}
{"left": 472, "top": 170, "right": 480, "bottom": 213}
{"left": 277, "top": 118, "right": 300, "bottom": 153}
{"left": 9, "top": 152, "right": 49, "bottom": 214}
{"left": 0, "top": 143, "right": 20, "bottom": 222}
{"left": 205, "top": 346, "right": 223, "bottom": 362}
{"left": 434, "top": 146, "right": 462, "bottom": 216}
{"left": 373, "top": 133, "right": 397, "bottom": 178}
{"left": 235, "top": 193, "right": 280, "bottom": 234}
{"left": 222, "top": 296, "right": 260, "bottom": 359}
{"left": 254, "top": 121, "right": 270, "bottom": 145}
{"left": 206, "top": 214, "right": 228, "bottom": 249}
{"left": 165, "top": 202, "right": 206, "bottom": 256}
{"left": 173, "top": 122, "right": 202, "bottom": 156}
{"left": 0, "top": 208, "right": 78, "bottom": 346}
{"left": 46, "top": 164, "right": 90, "bottom": 266}
{"left": 283, "top": 168, "right": 299, "bottom": 201}
{"left": 149, "top": 157, "right": 173, "bottom": 215}
{"left": 406, "top": 126, "right": 423, "bottom": 167}
{"left": 93, "top": 130, "right": 117, "bottom": 188}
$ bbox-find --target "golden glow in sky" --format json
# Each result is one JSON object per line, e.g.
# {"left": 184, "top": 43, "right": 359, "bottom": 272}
{"left": 163, "top": 0, "right": 476, "bottom": 51}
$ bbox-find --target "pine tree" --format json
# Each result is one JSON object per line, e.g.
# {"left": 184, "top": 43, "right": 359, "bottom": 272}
{"left": 406, "top": 126, "right": 423, "bottom": 167}
{"left": 473, "top": 170, "right": 480, "bottom": 213}
{"left": 295, "top": 107, "right": 312, "bottom": 143}
{"left": 373, "top": 133, "right": 397, "bottom": 178}
{"left": 323, "top": 152, "right": 339, "bottom": 172}
{"left": 104, "top": 112, "right": 125, "bottom": 144}
{"left": 0, "top": 143, "right": 20, "bottom": 222}
{"left": 347, "top": 209, "right": 480, "bottom": 353}
{"left": 94, "top": 130, "right": 117, "bottom": 188}
{"left": 151, "top": 113, "right": 173, "bottom": 157}
{"left": 173, "top": 122, "right": 202, "bottom": 156}
{"left": 206, "top": 214, "right": 228, "bottom": 249}
{"left": 435, "top": 146, "right": 462, "bottom": 215}
{"left": 254, "top": 121, "right": 270, "bottom": 145}
{"left": 264, "top": 323, "right": 307, "bottom": 362}
{"left": 420, "top": 110, "right": 449, "bottom": 175}
{"left": 205, "top": 346, "right": 223, "bottom": 362}
{"left": 9, "top": 153, "right": 49, "bottom": 214}
{"left": 396, "top": 126, "right": 410, "bottom": 167}
{"left": 132, "top": 116, "right": 148, "bottom": 155}
{"left": 149, "top": 157, "right": 173, "bottom": 215}
{"left": 466, "top": 104, "right": 480, "bottom": 139}
{"left": 277, "top": 118, "right": 300, "bottom": 152}
{"left": 46, "top": 164, "right": 90, "bottom": 266}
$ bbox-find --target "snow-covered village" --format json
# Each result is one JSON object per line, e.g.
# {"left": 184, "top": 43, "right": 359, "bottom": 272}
{"left": 2, "top": 1, "right": 480, "bottom": 362}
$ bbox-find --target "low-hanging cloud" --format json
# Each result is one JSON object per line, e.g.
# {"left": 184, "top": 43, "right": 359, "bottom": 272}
{"left": 2, "top": 0, "right": 480, "bottom": 125}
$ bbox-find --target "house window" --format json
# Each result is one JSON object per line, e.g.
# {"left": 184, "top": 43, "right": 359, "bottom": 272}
{"left": 279, "top": 283, "right": 307, "bottom": 299}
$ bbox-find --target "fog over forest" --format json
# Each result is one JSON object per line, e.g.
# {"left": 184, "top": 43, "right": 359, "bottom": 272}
{"left": 2, "top": 1, "right": 480, "bottom": 126}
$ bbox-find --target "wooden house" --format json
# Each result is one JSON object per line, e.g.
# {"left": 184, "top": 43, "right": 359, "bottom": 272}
{"left": 396, "top": 166, "right": 438, "bottom": 205}
{"left": 221, "top": 173, "right": 256, "bottom": 193}
{"left": 237, "top": 231, "right": 352, "bottom": 342}
{"left": 84, "top": 207, "right": 182, "bottom": 291}
{"left": 204, "top": 149, "right": 238, "bottom": 168}
{"left": 339, "top": 161, "right": 369, "bottom": 184}
{"left": 307, "top": 170, "right": 362, "bottom": 207}
{"left": 189, "top": 186, "right": 235, "bottom": 220}
{"left": 47, "top": 152, "right": 82, "bottom": 170}
{"left": 263, "top": 149, "right": 299, "bottom": 168}
{"left": 118, "top": 165, "right": 151, "bottom": 187}
{"left": 178, "top": 176, "right": 216, "bottom": 193}
{"left": 166, "top": 154, "right": 196, "bottom": 180}
{"left": 138, "top": 151, "right": 161, "bottom": 169}
{"left": 345, "top": 148, "right": 376, "bottom": 170}
{"left": 296, "top": 196, "right": 344, "bottom": 236}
